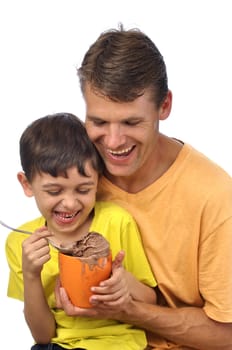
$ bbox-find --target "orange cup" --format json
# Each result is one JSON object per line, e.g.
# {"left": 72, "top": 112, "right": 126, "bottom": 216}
{"left": 59, "top": 251, "right": 112, "bottom": 308}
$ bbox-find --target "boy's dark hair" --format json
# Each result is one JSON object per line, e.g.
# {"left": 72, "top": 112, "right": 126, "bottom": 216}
{"left": 20, "top": 112, "right": 104, "bottom": 182}
{"left": 78, "top": 24, "right": 168, "bottom": 108}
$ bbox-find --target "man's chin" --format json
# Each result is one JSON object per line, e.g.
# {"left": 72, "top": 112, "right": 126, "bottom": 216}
{"left": 105, "top": 166, "right": 132, "bottom": 178}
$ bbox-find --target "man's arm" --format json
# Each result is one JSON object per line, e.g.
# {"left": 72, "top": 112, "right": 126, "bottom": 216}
{"left": 57, "top": 287, "right": 232, "bottom": 350}
{"left": 121, "top": 300, "right": 232, "bottom": 350}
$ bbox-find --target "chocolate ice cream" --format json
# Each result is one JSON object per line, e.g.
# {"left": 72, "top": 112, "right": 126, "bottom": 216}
{"left": 60, "top": 231, "right": 111, "bottom": 269}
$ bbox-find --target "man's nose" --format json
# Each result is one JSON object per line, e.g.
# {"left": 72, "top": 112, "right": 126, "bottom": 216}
{"left": 104, "top": 124, "right": 126, "bottom": 149}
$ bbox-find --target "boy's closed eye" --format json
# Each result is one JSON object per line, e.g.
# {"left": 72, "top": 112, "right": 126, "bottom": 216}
{"left": 46, "top": 187, "right": 92, "bottom": 196}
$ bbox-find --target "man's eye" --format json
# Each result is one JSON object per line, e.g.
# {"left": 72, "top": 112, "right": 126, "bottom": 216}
{"left": 125, "top": 120, "right": 140, "bottom": 126}
{"left": 92, "top": 119, "right": 105, "bottom": 126}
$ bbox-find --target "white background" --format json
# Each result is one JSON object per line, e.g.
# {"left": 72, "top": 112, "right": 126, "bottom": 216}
{"left": 0, "top": 1, "right": 232, "bottom": 348}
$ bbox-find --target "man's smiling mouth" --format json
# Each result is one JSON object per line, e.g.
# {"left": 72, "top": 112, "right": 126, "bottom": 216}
{"left": 107, "top": 145, "right": 135, "bottom": 157}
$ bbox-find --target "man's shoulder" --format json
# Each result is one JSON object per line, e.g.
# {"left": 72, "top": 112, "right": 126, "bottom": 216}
{"left": 182, "top": 144, "right": 231, "bottom": 182}
{"left": 178, "top": 144, "right": 232, "bottom": 203}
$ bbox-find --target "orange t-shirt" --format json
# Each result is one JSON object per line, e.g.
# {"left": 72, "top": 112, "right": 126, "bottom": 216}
{"left": 97, "top": 143, "right": 232, "bottom": 349}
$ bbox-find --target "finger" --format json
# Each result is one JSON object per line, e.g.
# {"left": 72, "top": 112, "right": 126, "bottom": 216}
{"left": 59, "top": 287, "right": 99, "bottom": 317}
{"left": 23, "top": 238, "right": 50, "bottom": 258}
{"left": 23, "top": 232, "right": 52, "bottom": 251}
{"left": 90, "top": 289, "right": 125, "bottom": 303}
{"left": 35, "top": 227, "right": 54, "bottom": 240}
{"left": 112, "top": 250, "right": 125, "bottom": 270}
{"left": 22, "top": 242, "right": 51, "bottom": 272}
{"left": 91, "top": 279, "right": 124, "bottom": 294}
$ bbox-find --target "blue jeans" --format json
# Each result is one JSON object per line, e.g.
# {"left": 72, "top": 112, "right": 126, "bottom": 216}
{"left": 31, "top": 345, "right": 85, "bottom": 350}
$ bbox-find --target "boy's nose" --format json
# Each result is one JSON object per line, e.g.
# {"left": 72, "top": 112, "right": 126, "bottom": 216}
{"left": 61, "top": 196, "right": 79, "bottom": 210}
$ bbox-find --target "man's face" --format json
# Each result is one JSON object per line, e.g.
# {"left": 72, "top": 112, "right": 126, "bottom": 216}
{"left": 84, "top": 84, "right": 169, "bottom": 180}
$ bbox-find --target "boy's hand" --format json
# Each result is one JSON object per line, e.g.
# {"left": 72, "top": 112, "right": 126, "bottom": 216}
{"left": 22, "top": 226, "right": 53, "bottom": 279}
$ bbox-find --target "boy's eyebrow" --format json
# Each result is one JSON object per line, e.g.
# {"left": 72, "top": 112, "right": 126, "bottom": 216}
{"left": 42, "top": 180, "right": 96, "bottom": 188}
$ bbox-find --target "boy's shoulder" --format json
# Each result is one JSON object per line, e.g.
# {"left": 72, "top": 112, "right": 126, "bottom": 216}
{"left": 17, "top": 216, "right": 46, "bottom": 232}
{"left": 6, "top": 216, "right": 45, "bottom": 244}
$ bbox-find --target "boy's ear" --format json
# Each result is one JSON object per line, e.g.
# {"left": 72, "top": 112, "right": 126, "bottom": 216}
{"left": 17, "top": 172, "right": 34, "bottom": 197}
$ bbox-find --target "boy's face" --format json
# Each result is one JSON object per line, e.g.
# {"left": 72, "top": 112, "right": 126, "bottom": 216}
{"left": 18, "top": 162, "right": 98, "bottom": 239}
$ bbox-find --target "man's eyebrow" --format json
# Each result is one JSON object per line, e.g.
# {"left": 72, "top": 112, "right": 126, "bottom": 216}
{"left": 87, "top": 115, "right": 142, "bottom": 122}
{"left": 86, "top": 115, "right": 102, "bottom": 121}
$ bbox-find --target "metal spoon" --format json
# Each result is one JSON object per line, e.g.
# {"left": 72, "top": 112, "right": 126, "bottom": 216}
{"left": 0, "top": 219, "right": 74, "bottom": 254}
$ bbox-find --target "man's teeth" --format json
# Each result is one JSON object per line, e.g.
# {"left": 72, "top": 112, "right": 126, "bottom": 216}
{"left": 108, "top": 146, "right": 133, "bottom": 155}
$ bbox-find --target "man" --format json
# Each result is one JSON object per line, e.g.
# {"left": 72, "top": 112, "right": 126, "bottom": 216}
{"left": 58, "top": 25, "right": 232, "bottom": 349}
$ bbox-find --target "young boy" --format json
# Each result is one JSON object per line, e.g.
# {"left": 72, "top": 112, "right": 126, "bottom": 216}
{"left": 5, "top": 112, "right": 156, "bottom": 350}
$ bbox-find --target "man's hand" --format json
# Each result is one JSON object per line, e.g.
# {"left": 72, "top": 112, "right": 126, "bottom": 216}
{"left": 55, "top": 250, "right": 131, "bottom": 317}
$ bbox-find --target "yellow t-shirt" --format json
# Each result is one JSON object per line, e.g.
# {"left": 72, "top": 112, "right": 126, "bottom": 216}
{"left": 97, "top": 143, "right": 232, "bottom": 349}
{"left": 6, "top": 201, "right": 156, "bottom": 350}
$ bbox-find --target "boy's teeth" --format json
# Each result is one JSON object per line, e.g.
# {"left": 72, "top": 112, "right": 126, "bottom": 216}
{"left": 59, "top": 212, "right": 76, "bottom": 218}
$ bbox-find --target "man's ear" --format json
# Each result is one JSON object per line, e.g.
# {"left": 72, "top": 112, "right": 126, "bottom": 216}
{"left": 17, "top": 172, "right": 34, "bottom": 197}
{"left": 159, "top": 90, "right": 172, "bottom": 121}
